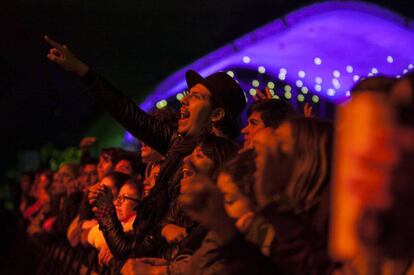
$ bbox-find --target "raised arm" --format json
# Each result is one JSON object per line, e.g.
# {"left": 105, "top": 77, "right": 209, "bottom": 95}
{"left": 44, "top": 36, "right": 174, "bottom": 154}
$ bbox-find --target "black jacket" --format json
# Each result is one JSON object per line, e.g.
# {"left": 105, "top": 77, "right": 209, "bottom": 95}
{"left": 203, "top": 196, "right": 337, "bottom": 275}
{"left": 81, "top": 70, "right": 198, "bottom": 259}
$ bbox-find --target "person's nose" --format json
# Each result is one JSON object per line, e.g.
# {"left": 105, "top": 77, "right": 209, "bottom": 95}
{"left": 180, "top": 94, "right": 189, "bottom": 106}
{"left": 241, "top": 125, "right": 249, "bottom": 135}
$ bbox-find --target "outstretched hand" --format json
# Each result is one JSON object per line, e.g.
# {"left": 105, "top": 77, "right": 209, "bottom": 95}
{"left": 88, "top": 184, "right": 114, "bottom": 207}
{"left": 98, "top": 245, "right": 114, "bottom": 266}
{"left": 79, "top": 136, "right": 97, "bottom": 149}
{"left": 161, "top": 224, "right": 188, "bottom": 244}
{"left": 252, "top": 87, "right": 273, "bottom": 101}
{"left": 254, "top": 134, "right": 294, "bottom": 208}
{"left": 252, "top": 87, "right": 315, "bottom": 118}
{"left": 179, "top": 172, "right": 238, "bottom": 245}
{"left": 44, "top": 35, "right": 89, "bottom": 76}
{"left": 303, "top": 102, "right": 313, "bottom": 117}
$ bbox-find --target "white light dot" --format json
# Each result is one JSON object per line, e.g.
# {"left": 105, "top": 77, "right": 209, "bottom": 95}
{"left": 314, "top": 57, "right": 322, "bottom": 65}
{"left": 408, "top": 64, "right": 414, "bottom": 69}
{"left": 371, "top": 68, "right": 378, "bottom": 74}
{"left": 280, "top": 68, "right": 287, "bottom": 75}
{"left": 267, "top": 82, "right": 275, "bottom": 89}
{"left": 297, "top": 94, "right": 305, "bottom": 102}
{"left": 301, "top": 86, "right": 309, "bottom": 94}
{"left": 269, "top": 89, "right": 275, "bottom": 96}
{"left": 353, "top": 75, "right": 360, "bottom": 82}
{"left": 249, "top": 88, "right": 257, "bottom": 96}
{"left": 278, "top": 73, "right": 286, "bottom": 81}
{"left": 387, "top": 56, "right": 394, "bottom": 63}
{"left": 346, "top": 91, "right": 351, "bottom": 97}
{"left": 258, "top": 66, "right": 266, "bottom": 74}
{"left": 333, "top": 70, "right": 341, "bottom": 78}
{"left": 403, "top": 69, "right": 408, "bottom": 74}
{"left": 226, "top": 71, "right": 235, "bottom": 78}
{"left": 332, "top": 79, "right": 341, "bottom": 89}
{"left": 252, "top": 80, "right": 260, "bottom": 87}
{"left": 298, "top": 70, "right": 306, "bottom": 78}
{"left": 176, "top": 93, "right": 184, "bottom": 101}
{"left": 396, "top": 75, "right": 401, "bottom": 78}
{"left": 284, "top": 85, "right": 292, "bottom": 93}
{"left": 315, "top": 77, "right": 322, "bottom": 84}
{"left": 296, "top": 80, "right": 303, "bottom": 88}
{"left": 312, "top": 95, "right": 319, "bottom": 103}
{"left": 273, "top": 95, "right": 280, "bottom": 99}
{"left": 242, "top": 56, "right": 251, "bottom": 64}
{"left": 327, "top": 89, "right": 336, "bottom": 96}
{"left": 346, "top": 66, "right": 354, "bottom": 73}
{"left": 315, "top": 84, "right": 322, "bottom": 92}
{"left": 367, "top": 73, "right": 374, "bottom": 77}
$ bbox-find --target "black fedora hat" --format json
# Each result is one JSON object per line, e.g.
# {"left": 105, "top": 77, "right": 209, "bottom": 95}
{"left": 185, "top": 70, "right": 247, "bottom": 119}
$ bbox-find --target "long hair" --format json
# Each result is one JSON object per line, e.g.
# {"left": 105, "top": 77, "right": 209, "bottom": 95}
{"left": 197, "top": 134, "right": 240, "bottom": 180}
{"left": 220, "top": 149, "right": 257, "bottom": 207}
{"left": 285, "top": 117, "right": 333, "bottom": 211}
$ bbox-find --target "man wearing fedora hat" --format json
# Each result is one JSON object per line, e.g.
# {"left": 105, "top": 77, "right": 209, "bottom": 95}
{"left": 45, "top": 36, "right": 246, "bottom": 260}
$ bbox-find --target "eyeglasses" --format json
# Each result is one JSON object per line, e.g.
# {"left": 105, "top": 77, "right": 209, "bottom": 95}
{"left": 113, "top": 195, "right": 140, "bottom": 204}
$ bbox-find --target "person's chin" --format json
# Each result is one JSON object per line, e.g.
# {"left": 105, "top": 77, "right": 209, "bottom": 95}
{"left": 177, "top": 123, "right": 189, "bottom": 136}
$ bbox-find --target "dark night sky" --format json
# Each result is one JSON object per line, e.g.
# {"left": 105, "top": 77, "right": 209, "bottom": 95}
{"left": 0, "top": 0, "right": 412, "bottom": 173}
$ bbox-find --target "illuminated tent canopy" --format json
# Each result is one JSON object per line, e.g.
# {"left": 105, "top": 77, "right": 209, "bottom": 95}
{"left": 123, "top": 1, "right": 414, "bottom": 144}
{"left": 140, "top": 1, "right": 414, "bottom": 111}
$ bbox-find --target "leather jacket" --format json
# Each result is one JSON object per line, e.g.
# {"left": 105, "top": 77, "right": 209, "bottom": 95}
{"left": 81, "top": 69, "right": 198, "bottom": 259}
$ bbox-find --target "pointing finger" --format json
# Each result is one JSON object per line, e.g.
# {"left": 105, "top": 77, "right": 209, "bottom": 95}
{"left": 256, "top": 89, "right": 266, "bottom": 100}
{"left": 44, "top": 35, "right": 65, "bottom": 51}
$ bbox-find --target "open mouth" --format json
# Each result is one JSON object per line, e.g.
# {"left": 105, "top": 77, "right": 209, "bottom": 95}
{"left": 180, "top": 108, "right": 190, "bottom": 121}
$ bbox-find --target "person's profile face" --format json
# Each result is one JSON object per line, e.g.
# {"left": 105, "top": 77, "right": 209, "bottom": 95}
{"left": 217, "top": 172, "right": 252, "bottom": 219}
{"left": 241, "top": 111, "right": 266, "bottom": 150}
{"left": 178, "top": 84, "right": 213, "bottom": 137}
{"left": 98, "top": 154, "right": 114, "bottom": 180}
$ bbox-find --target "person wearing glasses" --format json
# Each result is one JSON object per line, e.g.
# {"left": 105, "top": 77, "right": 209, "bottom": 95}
{"left": 87, "top": 179, "right": 141, "bottom": 264}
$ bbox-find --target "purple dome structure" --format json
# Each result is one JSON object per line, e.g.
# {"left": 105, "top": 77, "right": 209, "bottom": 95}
{"left": 140, "top": 1, "right": 414, "bottom": 110}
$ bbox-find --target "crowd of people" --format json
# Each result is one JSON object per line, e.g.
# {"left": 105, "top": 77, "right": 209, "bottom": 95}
{"left": 10, "top": 36, "right": 414, "bottom": 275}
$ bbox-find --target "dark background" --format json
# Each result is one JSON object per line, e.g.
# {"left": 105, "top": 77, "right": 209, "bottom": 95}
{"left": 0, "top": 0, "right": 413, "bottom": 174}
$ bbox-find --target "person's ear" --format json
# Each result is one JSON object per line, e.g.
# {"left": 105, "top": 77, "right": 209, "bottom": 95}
{"left": 211, "top": 108, "right": 225, "bottom": 123}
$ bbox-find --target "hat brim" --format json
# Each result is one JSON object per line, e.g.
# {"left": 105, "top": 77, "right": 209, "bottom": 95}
{"left": 185, "top": 70, "right": 214, "bottom": 95}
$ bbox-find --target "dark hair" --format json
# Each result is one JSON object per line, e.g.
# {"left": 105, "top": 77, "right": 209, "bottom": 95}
{"left": 393, "top": 72, "right": 414, "bottom": 126}
{"left": 105, "top": 171, "right": 131, "bottom": 192}
{"left": 21, "top": 171, "right": 35, "bottom": 182}
{"left": 121, "top": 178, "right": 143, "bottom": 201}
{"left": 220, "top": 149, "right": 257, "bottom": 206}
{"left": 144, "top": 160, "right": 163, "bottom": 179}
{"left": 81, "top": 156, "right": 98, "bottom": 167}
{"left": 352, "top": 76, "right": 396, "bottom": 95}
{"left": 285, "top": 117, "right": 333, "bottom": 211}
{"left": 100, "top": 148, "right": 127, "bottom": 166}
{"left": 247, "top": 99, "right": 296, "bottom": 129}
{"left": 150, "top": 107, "right": 179, "bottom": 131}
{"left": 120, "top": 150, "right": 145, "bottom": 176}
{"left": 210, "top": 96, "right": 243, "bottom": 139}
{"left": 197, "top": 134, "right": 240, "bottom": 180}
